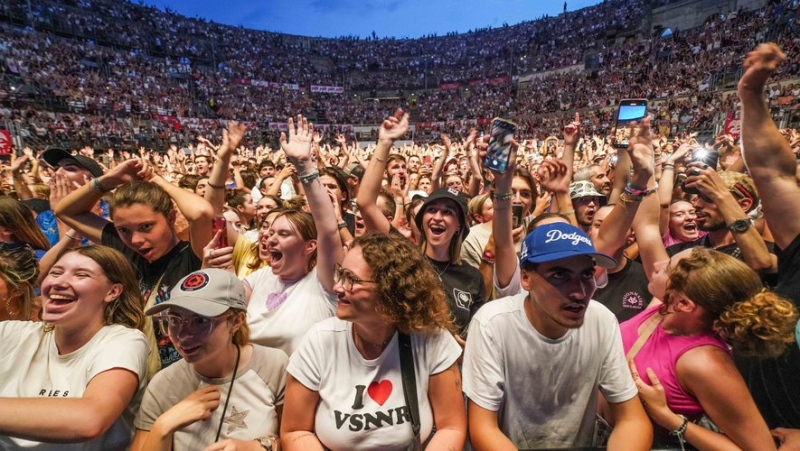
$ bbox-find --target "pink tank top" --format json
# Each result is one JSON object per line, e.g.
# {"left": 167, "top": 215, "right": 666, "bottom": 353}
{"left": 620, "top": 306, "right": 730, "bottom": 418}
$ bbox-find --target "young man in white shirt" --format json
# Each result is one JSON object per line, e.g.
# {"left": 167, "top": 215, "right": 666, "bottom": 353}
{"left": 463, "top": 221, "right": 653, "bottom": 450}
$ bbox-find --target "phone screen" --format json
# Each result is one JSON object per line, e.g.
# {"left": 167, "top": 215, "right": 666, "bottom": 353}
{"left": 483, "top": 118, "right": 517, "bottom": 173}
{"left": 512, "top": 204, "right": 523, "bottom": 229}
{"left": 614, "top": 100, "right": 648, "bottom": 149}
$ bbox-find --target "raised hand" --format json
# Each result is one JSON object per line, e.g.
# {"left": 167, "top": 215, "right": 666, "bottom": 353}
{"left": 378, "top": 109, "right": 409, "bottom": 142}
{"left": 49, "top": 172, "right": 80, "bottom": 211}
{"left": 280, "top": 115, "right": 314, "bottom": 161}
{"left": 627, "top": 117, "right": 656, "bottom": 183}
{"left": 10, "top": 154, "right": 30, "bottom": 174}
{"left": 563, "top": 112, "right": 581, "bottom": 146}
{"left": 441, "top": 133, "right": 452, "bottom": 153}
{"left": 738, "top": 43, "right": 786, "bottom": 93}
{"left": 537, "top": 158, "right": 571, "bottom": 195}
{"left": 104, "top": 158, "right": 153, "bottom": 186}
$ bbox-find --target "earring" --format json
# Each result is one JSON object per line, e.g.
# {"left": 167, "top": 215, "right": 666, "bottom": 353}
{"left": 5, "top": 295, "right": 21, "bottom": 318}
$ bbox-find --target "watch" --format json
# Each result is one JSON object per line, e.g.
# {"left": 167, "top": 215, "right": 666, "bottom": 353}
{"left": 727, "top": 218, "right": 753, "bottom": 233}
{"left": 257, "top": 437, "right": 275, "bottom": 450}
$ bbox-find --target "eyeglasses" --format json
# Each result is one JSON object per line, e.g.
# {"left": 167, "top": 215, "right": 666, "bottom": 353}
{"left": 157, "top": 313, "right": 228, "bottom": 337}
{"left": 333, "top": 263, "right": 376, "bottom": 292}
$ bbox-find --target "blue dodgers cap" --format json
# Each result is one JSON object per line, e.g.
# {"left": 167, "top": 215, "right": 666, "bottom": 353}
{"left": 520, "top": 222, "right": 616, "bottom": 268}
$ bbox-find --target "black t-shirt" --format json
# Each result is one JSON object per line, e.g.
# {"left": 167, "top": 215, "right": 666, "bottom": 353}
{"left": 428, "top": 257, "right": 485, "bottom": 334}
{"left": 735, "top": 232, "right": 800, "bottom": 428}
{"left": 594, "top": 258, "right": 651, "bottom": 323}
{"left": 102, "top": 222, "right": 201, "bottom": 368}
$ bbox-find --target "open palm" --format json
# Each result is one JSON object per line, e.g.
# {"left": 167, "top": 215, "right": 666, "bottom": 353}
{"left": 280, "top": 115, "right": 314, "bottom": 160}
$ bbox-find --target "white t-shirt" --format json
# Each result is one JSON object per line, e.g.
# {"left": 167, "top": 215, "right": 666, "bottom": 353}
{"left": 288, "top": 317, "right": 461, "bottom": 451}
{"left": 0, "top": 322, "right": 149, "bottom": 450}
{"left": 244, "top": 267, "right": 337, "bottom": 356}
{"left": 134, "top": 344, "right": 288, "bottom": 450}
{"left": 462, "top": 294, "right": 637, "bottom": 449}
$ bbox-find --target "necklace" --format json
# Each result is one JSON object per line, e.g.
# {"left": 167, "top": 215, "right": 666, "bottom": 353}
{"left": 430, "top": 259, "right": 451, "bottom": 281}
{"left": 354, "top": 324, "right": 393, "bottom": 352}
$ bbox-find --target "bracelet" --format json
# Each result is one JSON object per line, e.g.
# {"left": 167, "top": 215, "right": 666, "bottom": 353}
{"left": 65, "top": 231, "right": 81, "bottom": 241}
{"left": 619, "top": 192, "right": 643, "bottom": 204}
{"left": 492, "top": 191, "right": 513, "bottom": 201}
{"left": 298, "top": 170, "right": 320, "bottom": 185}
{"left": 337, "top": 221, "right": 348, "bottom": 229}
{"left": 561, "top": 209, "right": 575, "bottom": 215}
{"left": 662, "top": 163, "right": 675, "bottom": 171}
{"left": 669, "top": 415, "right": 689, "bottom": 451}
{"left": 92, "top": 178, "right": 110, "bottom": 194}
{"left": 625, "top": 181, "right": 648, "bottom": 196}
{"left": 374, "top": 156, "right": 386, "bottom": 163}
{"left": 207, "top": 181, "right": 225, "bottom": 189}
{"left": 481, "top": 250, "right": 496, "bottom": 263}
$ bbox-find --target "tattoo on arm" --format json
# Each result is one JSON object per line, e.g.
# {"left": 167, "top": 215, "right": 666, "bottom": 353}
{"left": 450, "top": 364, "right": 462, "bottom": 390}
{"left": 292, "top": 432, "right": 317, "bottom": 442}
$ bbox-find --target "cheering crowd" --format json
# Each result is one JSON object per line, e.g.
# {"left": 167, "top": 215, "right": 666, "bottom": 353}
{"left": 2, "top": 0, "right": 799, "bottom": 150}
{"left": 0, "top": 38, "right": 799, "bottom": 449}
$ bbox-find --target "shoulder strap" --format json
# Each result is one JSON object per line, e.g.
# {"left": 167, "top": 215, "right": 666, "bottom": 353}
{"left": 626, "top": 312, "right": 662, "bottom": 361}
{"left": 398, "top": 333, "right": 421, "bottom": 438}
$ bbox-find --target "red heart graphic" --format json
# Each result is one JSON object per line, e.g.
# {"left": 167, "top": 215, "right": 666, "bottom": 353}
{"left": 367, "top": 380, "right": 393, "bottom": 406}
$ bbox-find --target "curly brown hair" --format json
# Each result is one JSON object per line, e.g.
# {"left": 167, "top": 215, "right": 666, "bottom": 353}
{"left": 353, "top": 233, "right": 456, "bottom": 335}
{"left": 663, "top": 247, "right": 797, "bottom": 358}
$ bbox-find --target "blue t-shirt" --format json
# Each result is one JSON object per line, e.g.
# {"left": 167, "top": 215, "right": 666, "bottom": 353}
{"left": 37, "top": 200, "right": 109, "bottom": 247}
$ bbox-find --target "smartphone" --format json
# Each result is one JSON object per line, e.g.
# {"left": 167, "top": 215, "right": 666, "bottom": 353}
{"left": 682, "top": 148, "right": 720, "bottom": 195}
{"left": 483, "top": 118, "right": 518, "bottom": 173}
{"left": 423, "top": 155, "right": 432, "bottom": 165}
{"left": 512, "top": 204, "right": 523, "bottom": 229}
{"left": 212, "top": 216, "right": 228, "bottom": 249}
{"left": 614, "top": 99, "right": 648, "bottom": 149}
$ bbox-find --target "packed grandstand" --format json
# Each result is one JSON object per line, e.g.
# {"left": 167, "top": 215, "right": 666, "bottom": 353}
{"left": 0, "top": 0, "right": 798, "bottom": 150}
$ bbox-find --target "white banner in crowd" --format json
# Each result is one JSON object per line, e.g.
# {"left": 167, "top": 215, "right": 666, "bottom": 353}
{"left": 310, "top": 85, "right": 345, "bottom": 94}
{"left": 267, "top": 122, "right": 353, "bottom": 131}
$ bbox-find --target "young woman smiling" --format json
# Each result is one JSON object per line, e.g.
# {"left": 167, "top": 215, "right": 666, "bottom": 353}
{"left": 0, "top": 245, "right": 149, "bottom": 449}
{"left": 55, "top": 158, "right": 215, "bottom": 371}
{"left": 242, "top": 115, "right": 344, "bottom": 357}
{"left": 132, "top": 269, "right": 288, "bottom": 451}
{"left": 357, "top": 110, "right": 485, "bottom": 337}
{"left": 281, "top": 233, "right": 465, "bottom": 451}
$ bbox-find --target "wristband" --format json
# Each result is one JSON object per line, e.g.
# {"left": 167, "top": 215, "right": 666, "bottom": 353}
{"left": 662, "top": 163, "right": 675, "bottom": 171}
{"left": 92, "top": 178, "right": 110, "bottom": 194}
{"left": 337, "top": 221, "right": 348, "bottom": 230}
{"left": 492, "top": 191, "right": 513, "bottom": 201}
{"left": 669, "top": 415, "right": 689, "bottom": 451}
{"left": 625, "top": 181, "right": 648, "bottom": 196}
{"left": 298, "top": 170, "right": 320, "bottom": 185}
{"left": 481, "top": 251, "right": 495, "bottom": 263}
{"left": 207, "top": 181, "right": 225, "bottom": 189}
{"left": 619, "top": 192, "right": 643, "bottom": 204}
{"left": 65, "top": 231, "right": 81, "bottom": 241}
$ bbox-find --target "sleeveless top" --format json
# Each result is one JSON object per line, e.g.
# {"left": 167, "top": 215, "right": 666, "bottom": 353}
{"left": 620, "top": 306, "right": 730, "bottom": 418}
